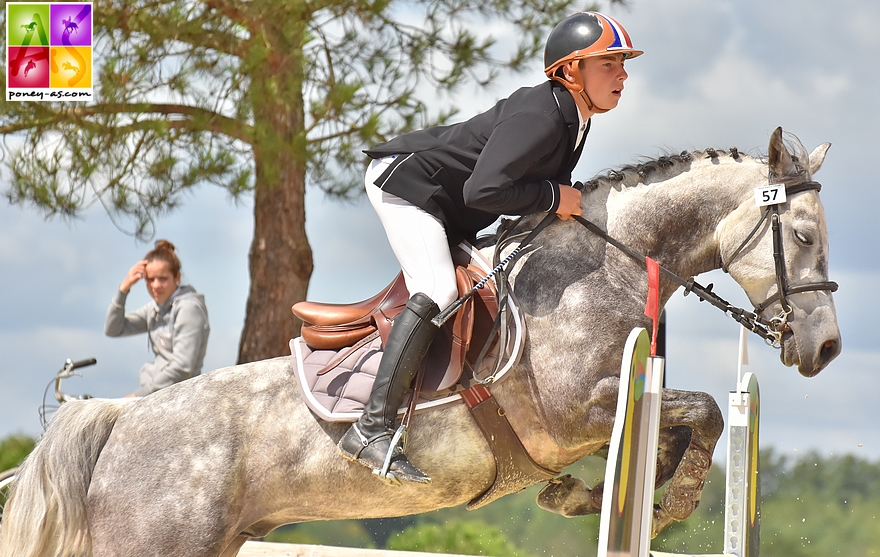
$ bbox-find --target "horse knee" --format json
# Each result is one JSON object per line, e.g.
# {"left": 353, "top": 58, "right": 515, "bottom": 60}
{"left": 694, "top": 392, "right": 725, "bottom": 446}
{"left": 537, "top": 475, "right": 603, "bottom": 517}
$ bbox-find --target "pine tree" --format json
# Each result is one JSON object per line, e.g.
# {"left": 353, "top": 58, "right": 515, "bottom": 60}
{"left": 1, "top": 0, "right": 618, "bottom": 362}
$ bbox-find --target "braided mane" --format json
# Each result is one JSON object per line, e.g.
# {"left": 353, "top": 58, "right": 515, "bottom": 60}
{"left": 580, "top": 147, "right": 750, "bottom": 192}
{"left": 482, "top": 146, "right": 758, "bottom": 248}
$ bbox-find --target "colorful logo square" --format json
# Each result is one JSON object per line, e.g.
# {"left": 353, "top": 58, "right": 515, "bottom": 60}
{"left": 50, "top": 46, "right": 92, "bottom": 88}
{"left": 7, "top": 4, "right": 51, "bottom": 47}
{"left": 6, "top": 3, "right": 94, "bottom": 101}
{"left": 50, "top": 4, "right": 92, "bottom": 47}
{"left": 7, "top": 47, "right": 50, "bottom": 88}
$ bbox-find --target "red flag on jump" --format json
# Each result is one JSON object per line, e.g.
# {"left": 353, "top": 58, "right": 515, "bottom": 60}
{"left": 644, "top": 256, "right": 660, "bottom": 356}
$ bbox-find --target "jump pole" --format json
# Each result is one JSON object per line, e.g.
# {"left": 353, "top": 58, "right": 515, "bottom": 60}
{"left": 597, "top": 326, "right": 761, "bottom": 557}
{"left": 597, "top": 327, "right": 665, "bottom": 557}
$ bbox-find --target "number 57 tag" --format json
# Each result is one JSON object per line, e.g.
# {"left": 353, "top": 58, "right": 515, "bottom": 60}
{"left": 755, "top": 184, "right": 786, "bottom": 207}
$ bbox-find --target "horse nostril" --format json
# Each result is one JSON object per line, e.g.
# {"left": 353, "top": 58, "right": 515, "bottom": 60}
{"left": 818, "top": 338, "right": 841, "bottom": 368}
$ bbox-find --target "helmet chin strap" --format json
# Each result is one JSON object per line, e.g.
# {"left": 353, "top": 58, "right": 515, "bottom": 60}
{"left": 549, "top": 64, "right": 611, "bottom": 115}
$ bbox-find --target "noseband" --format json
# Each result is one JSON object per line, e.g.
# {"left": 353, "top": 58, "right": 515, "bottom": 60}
{"left": 720, "top": 180, "right": 838, "bottom": 345}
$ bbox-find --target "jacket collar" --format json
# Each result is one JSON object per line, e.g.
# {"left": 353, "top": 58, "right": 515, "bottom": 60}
{"left": 549, "top": 81, "right": 590, "bottom": 170}
{"left": 549, "top": 81, "right": 587, "bottom": 152}
{"left": 154, "top": 284, "right": 195, "bottom": 312}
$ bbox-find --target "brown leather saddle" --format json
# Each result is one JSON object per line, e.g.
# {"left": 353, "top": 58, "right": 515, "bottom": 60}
{"left": 292, "top": 264, "right": 500, "bottom": 393}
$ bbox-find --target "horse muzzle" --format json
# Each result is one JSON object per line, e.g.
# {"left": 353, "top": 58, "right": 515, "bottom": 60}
{"left": 780, "top": 304, "right": 842, "bottom": 377}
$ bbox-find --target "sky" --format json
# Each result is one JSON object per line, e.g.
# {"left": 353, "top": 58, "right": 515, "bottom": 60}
{"left": 1, "top": 0, "right": 878, "bottom": 468}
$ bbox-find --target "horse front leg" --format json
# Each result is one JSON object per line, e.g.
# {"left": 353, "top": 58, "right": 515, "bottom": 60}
{"left": 535, "top": 376, "right": 619, "bottom": 518}
{"left": 536, "top": 425, "right": 694, "bottom": 518}
{"left": 652, "top": 388, "right": 724, "bottom": 537}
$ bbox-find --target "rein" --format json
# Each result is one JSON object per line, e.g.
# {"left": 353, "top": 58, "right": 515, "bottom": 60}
{"left": 570, "top": 214, "right": 784, "bottom": 344}
{"left": 433, "top": 177, "right": 839, "bottom": 355}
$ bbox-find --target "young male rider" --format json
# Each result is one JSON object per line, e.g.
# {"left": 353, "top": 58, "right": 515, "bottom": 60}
{"left": 338, "top": 11, "right": 642, "bottom": 485}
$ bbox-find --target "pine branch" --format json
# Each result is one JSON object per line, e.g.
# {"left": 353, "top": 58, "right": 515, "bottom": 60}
{"left": 2, "top": 103, "right": 253, "bottom": 144}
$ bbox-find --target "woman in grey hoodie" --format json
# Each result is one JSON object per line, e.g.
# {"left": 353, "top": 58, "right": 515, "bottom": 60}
{"left": 105, "top": 240, "right": 210, "bottom": 397}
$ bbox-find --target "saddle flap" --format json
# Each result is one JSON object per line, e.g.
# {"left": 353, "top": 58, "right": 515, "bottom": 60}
{"left": 419, "top": 266, "right": 477, "bottom": 392}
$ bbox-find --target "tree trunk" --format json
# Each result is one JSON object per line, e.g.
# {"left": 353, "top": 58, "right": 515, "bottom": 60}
{"left": 237, "top": 155, "right": 313, "bottom": 364}
{"left": 237, "top": 37, "right": 312, "bottom": 364}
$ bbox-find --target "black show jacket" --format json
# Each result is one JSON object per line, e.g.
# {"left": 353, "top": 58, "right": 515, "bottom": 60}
{"left": 364, "top": 80, "right": 589, "bottom": 245}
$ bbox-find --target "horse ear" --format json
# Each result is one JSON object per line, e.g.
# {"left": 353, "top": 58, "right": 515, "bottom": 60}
{"left": 768, "top": 126, "right": 797, "bottom": 178}
{"left": 808, "top": 142, "right": 831, "bottom": 175}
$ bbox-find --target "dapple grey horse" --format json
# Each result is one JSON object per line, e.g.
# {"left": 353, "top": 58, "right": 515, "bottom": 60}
{"left": 0, "top": 128, "right": 840, "bottom": 557}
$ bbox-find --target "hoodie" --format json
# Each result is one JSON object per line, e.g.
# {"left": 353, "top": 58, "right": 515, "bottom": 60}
{"left": 105, "top": 284, "right": 210, "bottom": 396}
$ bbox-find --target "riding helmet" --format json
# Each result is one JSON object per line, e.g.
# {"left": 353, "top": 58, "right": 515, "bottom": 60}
{"left": 543, "top": 12, "right": 643, "bottom": 78}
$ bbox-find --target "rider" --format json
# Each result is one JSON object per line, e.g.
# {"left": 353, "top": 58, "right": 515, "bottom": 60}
{"left": 105, "top": 240, "right": 211, "bottom": 397}
{"left": 337, "top": 11, "right": 642, "bottom": 484}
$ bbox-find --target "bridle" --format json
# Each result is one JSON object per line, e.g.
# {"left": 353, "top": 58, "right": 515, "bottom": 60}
{"left": 719, "top": 179, "right": 838, "bottom": 345}
{"left": 565, "top": 178, "right": 838, "bottom": 348}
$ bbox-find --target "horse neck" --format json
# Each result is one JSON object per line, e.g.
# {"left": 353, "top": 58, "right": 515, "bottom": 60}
{"left": 605, "top": 159, "right": 762, "bottom": 281}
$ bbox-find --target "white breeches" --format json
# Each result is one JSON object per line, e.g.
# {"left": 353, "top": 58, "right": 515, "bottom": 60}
{"left": 365, "top": 157, "right": 459, "bottom": 310}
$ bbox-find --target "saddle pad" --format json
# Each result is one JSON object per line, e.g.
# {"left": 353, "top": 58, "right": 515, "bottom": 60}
{"left": 291, "top": 244, "right": 526, "bottom": 422}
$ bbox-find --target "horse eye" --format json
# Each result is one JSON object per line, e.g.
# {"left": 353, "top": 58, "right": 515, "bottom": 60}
{"left": 794, "top": 230, "right": 813, "bottom": 246}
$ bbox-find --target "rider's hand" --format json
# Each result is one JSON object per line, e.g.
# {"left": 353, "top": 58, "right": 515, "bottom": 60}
{"left": 555, "top": 184, "right": 583, "bottom": 221}
{"left": 120, "top": 260, "right": 148, "bottom": 293}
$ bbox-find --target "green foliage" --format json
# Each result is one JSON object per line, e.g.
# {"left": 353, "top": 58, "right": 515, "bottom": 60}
{"left": 0, "top": 434, "right": 36, "bottom": 471}
{"left": 257, "top": 450, "right": 880, "bottom": 556}
{"left": 650, "top": 464, "right": 727, "bottom": 554}
{"left": 760, "top": 448, "right": 880, "bottom": 556}
{"left": 387, "top": 519, "right": 530, "bottom": 556}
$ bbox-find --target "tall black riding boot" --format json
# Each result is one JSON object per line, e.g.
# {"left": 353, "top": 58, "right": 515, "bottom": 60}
{"left": 337, "top": 292, "right": 440, "bottom": 484}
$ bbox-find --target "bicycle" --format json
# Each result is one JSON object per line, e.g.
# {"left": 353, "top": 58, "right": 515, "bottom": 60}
{"left": 0, "top": 357, "right": 96, "bottom": 524}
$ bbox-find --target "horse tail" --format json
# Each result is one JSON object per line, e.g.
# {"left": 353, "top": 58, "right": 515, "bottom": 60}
{"left": 0, "top": 399, "right": 127, "bottom": 557}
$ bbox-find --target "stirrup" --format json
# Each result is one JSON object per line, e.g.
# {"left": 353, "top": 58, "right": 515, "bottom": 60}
{"left": 338, "top": 424, "right": 431, "bottom": 485}
{"left": 376, "top": 425, "right": 407, "bottom": 480}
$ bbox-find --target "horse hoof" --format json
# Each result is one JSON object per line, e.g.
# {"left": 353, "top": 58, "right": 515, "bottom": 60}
{"left": 537, "top": 474, "right": 581, "bottom": 509}
{"left": 537, "top": 475, "right": 602, "bottom": 516}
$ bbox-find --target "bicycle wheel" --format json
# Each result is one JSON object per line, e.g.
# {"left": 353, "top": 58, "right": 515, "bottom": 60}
{"left": 0, "top": 467, "right": 18, "bottom": 524}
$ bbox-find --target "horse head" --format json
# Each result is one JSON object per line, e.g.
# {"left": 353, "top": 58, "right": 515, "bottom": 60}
{"left": 718, "top": 127, "right": 841, "bottom": 377}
